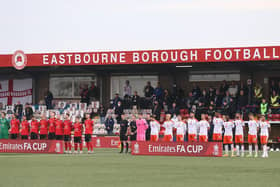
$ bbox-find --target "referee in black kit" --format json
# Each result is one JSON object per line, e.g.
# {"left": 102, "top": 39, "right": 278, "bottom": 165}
{"left": 119, "top": 114, "right": 129, "bottom": 153}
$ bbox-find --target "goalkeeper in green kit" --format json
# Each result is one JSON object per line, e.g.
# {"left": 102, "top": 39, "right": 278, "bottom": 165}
{"left": 0, "top": 112, "right": 10, "bottom": 139}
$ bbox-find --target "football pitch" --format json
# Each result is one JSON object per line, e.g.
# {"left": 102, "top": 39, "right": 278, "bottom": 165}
{"left": 0, "top": 149, "right": 279, "bottom": 187}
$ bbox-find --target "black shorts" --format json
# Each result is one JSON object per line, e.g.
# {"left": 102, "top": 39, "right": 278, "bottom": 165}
{"left": 21, "top": 135, "right": 28, "bottom": 140}
{"left": 64, "top": 135, "right": 71, "bottom": 142}
{"left": 120, "top": 134, "right": 128, "bottom": 141}
{"left": 130, "top": 134, "right": 136, "bottom": 141}
{"left": 40, "top": 134, "right": 47, "bottom": 140}
{"left": 30, "top": 132, "right": 38, "bottom": 140}
{"left": 56, "top": 135, "right": 63, "bottom": 140}
{"left": 48, "top": 133, "right": 56, "bottom": 140}
{"left": 85, "top": 134, "right": 92, "bottom": 142}
{"left": 74, "top": 136, "right": 82, "bottom": 143}
{"left": 10, "top": 133, "right": 18, "bottom": 139}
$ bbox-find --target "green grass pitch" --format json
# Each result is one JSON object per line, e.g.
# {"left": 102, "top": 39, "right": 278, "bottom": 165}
{"left": 0, "top": 149, "right": 279, "bottom": 187}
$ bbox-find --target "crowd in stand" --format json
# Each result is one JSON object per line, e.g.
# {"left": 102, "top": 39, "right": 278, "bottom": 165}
{"left": 109, "top": 80, "right": 280, "bottom": 121}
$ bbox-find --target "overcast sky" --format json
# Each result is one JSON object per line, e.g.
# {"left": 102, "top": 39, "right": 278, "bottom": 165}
{"left": 0, "top": 0, "right": 279, "bottom": 54}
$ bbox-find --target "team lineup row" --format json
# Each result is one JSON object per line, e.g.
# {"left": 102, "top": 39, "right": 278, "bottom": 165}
{"left": 0, "top": 111, "right": 271, "bottom": 157}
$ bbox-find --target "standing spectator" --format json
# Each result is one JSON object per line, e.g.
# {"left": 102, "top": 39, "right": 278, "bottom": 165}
{"left": 112, "top": 93, "right": 121, "bottom": 108}
{"left": 25, "top": 103, "right": 33, "bottom": 121}
{"left": 209, "top": 87, "right": 216, "bottom": 101}
{"left": 222, "top": 91, "right": 231, "bottom": 104}
{"left": 169, "top": 102, "right": 179, "bottom": 117}
{"left": 214, "top": 89, "right": 223, "bottom": 107}
{"left": 228, "top": 81, "right": 238, "bottom": 97}
{"left": 163, "top": 89, "right": 172, "bottom": 107}
{"left": 114, "top": 101, "right": 123, "bottom": 123}
{"left": 98, "top": 104, "right": 106, "bottom": 124}
{"left": 131, "top": 91, "right": 140, "bottom": 108}
{"left": 191, "top": 83, "right": 201, "bottom": 100}
{"left": 123, "top": 80, "right": 132, "bottom": 97}
{"left": 14, "top": 101, "right": 23, "bottom": 121}
{"left": 237, "top": 90, "right": 248, "bottom": 112}
{"left": 152, "top": 100, "right": 162, "bottom": 121}
{"left": 184, "top": 92, "right": 195, "bottom": 110}
{"left": 221, "top": 101, "right": 229, "bottom": 115}
{"left": 88, "top": 82, "right": 99, "bottom": 102}
{"left": 219, "top": 81, "right": 229, "bottom": 95}
{"left": 154, "top": 82, "right": 163, "bottom": 101}
{"left": 144, "top": 81, "right": 154, "bottom": 97}
{"left": 80, "top": 85, "right": 89, "bottom": 105}
{"left": 228, "top": 98, "right": 237, "bottom": 119}
{"left": 254, "top": 84, "right": 263, "bottom": 105}
{"left": 45, "top": 89, "right": 53, "bottom": 109}
{"left": 260, "top": 98, "right": 268, "bottom": 115}
{"left": 199, "top": 89, "right": 209, "bottom": 106}
{"left": 105, "top": 115, "right": 114, "bottom": 135}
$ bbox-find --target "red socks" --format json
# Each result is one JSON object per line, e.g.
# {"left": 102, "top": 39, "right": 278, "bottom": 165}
{"left": 79, "top": 143, "right": 83, "bottom": 151}
{"left": 74, "top": 143, "right": 78, "bottom": 151}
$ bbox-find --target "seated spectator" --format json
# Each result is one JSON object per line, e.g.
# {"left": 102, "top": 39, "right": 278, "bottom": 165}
{"left": 221, "top": 101, "right": 229, "bottom": 116}
{"left": 169, "top": 102, "right": 179, "bottom": 117}
{"left": 208, "top": 87, "right": 216, "bottom": 101}
{"left": 199, "top": 89, "right": 209, "bottom": 106}
{"left": 270, "top": 90, "right": 279, "bottom": 113}
{"left": 132, "top": 91, "right": 140, "bottom": 108}
{"left": 162, "top": 101, "right": 169, "bottom": 113}
{"left": 144, "top": 81, "right": 154, "bottom": 97}
{"left": 184, "top": 92, "right": 195, "bottom": 110}
{"left": 105, "top": 115, "right": 114, "bottom": 135}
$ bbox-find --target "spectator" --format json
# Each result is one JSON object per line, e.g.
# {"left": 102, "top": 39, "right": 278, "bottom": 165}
{"left": 260, "top": 98, "right": 268, "bottom": 115}
{"left": 214, "top": 89, "right": 223, "bottom": 107}
{"left": 169, "top": 102, "right": 179, "bottom": 117}
{"left": 208, "top": 87, "right": 216, "bottom": 101}
{"left": 144, "top": 81, "right": 154, "bottom": 97}
{"left": 98, "top": 104, "right": 106, "bottom": 124}
{"left": 254, "top": 83, "right": 263, "bottom": 105}
{"left": 163, "top": 89, "right": 172, "bottom": 107}
{"left": 270, "top": 80, "right": 278, "bottom": 95}
{"left": 80, "top": 85, "right": 89, "bottom": 105}
{"left": 221, "top": 101, "right": 229, "bottom": 116}
{"left": 145, "top": 114, "right": 151, "bottom": 141}
{"left": 238, "top": 82, "right": 248, "bottom": 95}
{"left": 105, "top": 115, "right": 114, "bottom": 135}
{"left": 88, "top": 82, "right": 99, "bottom": 102}
{"left": 123, "top": 80, "right": 132, "bottom": 97}
{"left": 184, "top": 92, "right": 195, "bottom": 110}
{"left": 25, "top": 103, "right": 33, "bottom": 120}
{"left": 162, "top": 101, "right": 169, "bottom": 114}
{"left": 195, "top": 102, "right": 205, "bottom": 120}
{"left": 207, "top": 105, "right": 215, "bottom": 117}
{"left": 219, "top": 80, "right": 229, "bottom": 95}
{"left": 228, "top": 98, "right": 237, "bottom": 119}
{"left": 114, "top": 101, "right": 123, "bottom": 123}
{"left": 228, "top": 81, "right": 238, "bottom": 97}
{"left": 270, "top": 90, "right": 280, "bottom": 110}
{"left": 112, "top": 93, "right": 121, "bottom": 108}
{"left": 222, "top": 91, "right": 231, "bottom": 104}
{"left": 44, "top": 89, "right": 53, "bottom": 109}
{"left": 131, "top": 91, "right": 140, "bottom": 108}
{"left": 154, "top": 82, "right": 163, "bottom": 101}
{"left": 237, "top": 90, "right": 248, "bottom": 112}
{"left": 191, "top": 83, "right": 201, "bottom": 100}
{"left": 14, "top": 101, "right": 23, "bottom": 121}
{"left": 152, "top": 100, "right": 162, "bottom": 121}
{"left": 199, "top": 89, "right": 209, "bottom": 106}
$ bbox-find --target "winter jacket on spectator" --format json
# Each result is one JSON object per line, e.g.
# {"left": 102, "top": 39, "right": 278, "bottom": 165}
{"left": 152, "top": 102, "right": 162, "bottom": 121}
{"left": 105, "top": 116, "right": 114, "bottom": 135}
{"left": 144, "top": 84, "right": 154, "bottom": 97}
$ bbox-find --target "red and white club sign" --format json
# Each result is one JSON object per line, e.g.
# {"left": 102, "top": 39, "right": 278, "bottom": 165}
{"left": 131, "top": 141, "right": 223, "bottom": 157}
{"left": 0, "top": 46, "right": 279, "bottom": 69}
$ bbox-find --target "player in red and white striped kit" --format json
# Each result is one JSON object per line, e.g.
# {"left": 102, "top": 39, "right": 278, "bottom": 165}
{"left": 174, "top": 115, "right": 187, "bottom": 142}
{"left": 259, "top": 115, "right": 271, "bottom": 158}
{"left": 212, "top": 113, "right": 223, "bottom": 142}
{"left": 247, "top": 113, "right": 259, "bottom": 157}
{"left": 234, "top": 113, "right": 245, "bottom": 157}
{"left": 198, "top": 114, "right": 209, "bottom": 142}
{"left": 163, "top": 114, "right": 174, "bottom": 142}
{"left": 187, "top": 112, "right": 198, "bottom": 142}
{"left": 222, "top": 115, "right": 235, "bottom": 157}
{"left": 150, "top": 116, "right": 161, "bottom": 142}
